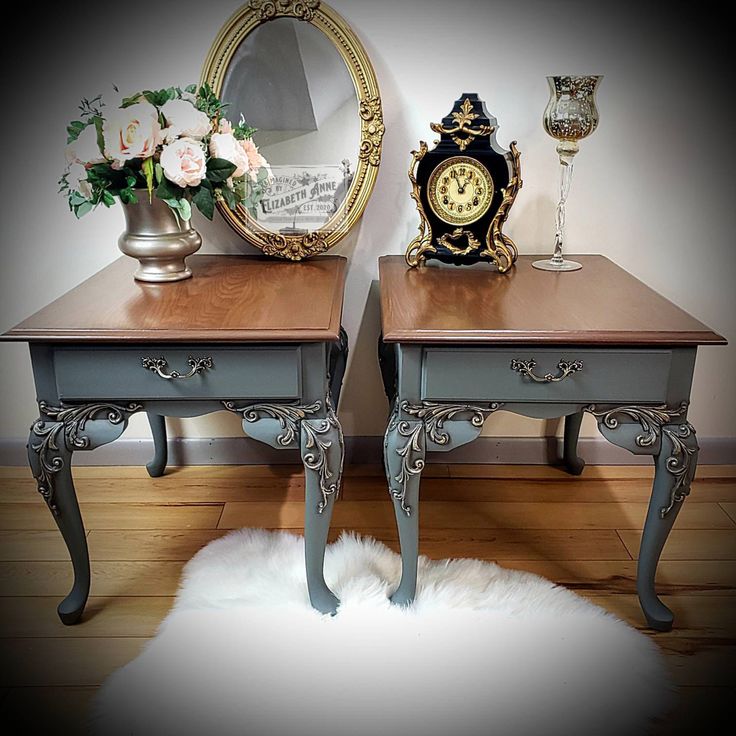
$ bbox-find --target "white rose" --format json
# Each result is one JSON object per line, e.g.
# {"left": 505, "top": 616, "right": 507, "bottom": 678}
{"left": 160, "top": 137, "right": 207, "bottom": 188}
{"left": 103, "top": 102, "right": 161, "bottom": 167}
{"left": 160, "top": 98, "right": 212, "bottom": 143}
{"left": 209, "top": 132, "right": 250, "bottom": 178}
{"left": 67, "top": 163, "right": 93, "bottom": 198}
{"left": 65, "top": 123, "right": 105, "bottom": 166}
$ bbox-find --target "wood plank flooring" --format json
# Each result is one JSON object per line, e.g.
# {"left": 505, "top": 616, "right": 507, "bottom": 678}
{"left": 0, "top": 463, "right": 734, "bottom": 734}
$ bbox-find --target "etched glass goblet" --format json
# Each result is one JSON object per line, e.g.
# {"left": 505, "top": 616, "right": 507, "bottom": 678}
{"left": 533, "top": 75, "right": 602, "bottom": 272}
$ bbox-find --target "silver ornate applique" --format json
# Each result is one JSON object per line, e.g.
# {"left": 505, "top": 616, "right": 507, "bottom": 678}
{"left": 302, "top": 407, "right": 344, "bottom": 514}
{"left": 222, "top": 400, "right": 321, "bottom": 446}
{"left": 30, "top": 401, "right": 142, "bottom": 514}
{"left": 586, "top": 402, "right": 696, "bottom": 517}
{"left": 400, "top": 400, "right": 502, "bottom": 445}
{"left": 388, "top": 416, "right": 426, "bottom": 517}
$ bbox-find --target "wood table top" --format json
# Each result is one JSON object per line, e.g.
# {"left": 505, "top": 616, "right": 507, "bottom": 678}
{"left": 379, "top": 255, "right": 726, "bottom": 346}
{"left": 3, "top": 255, "right": 347, "bottom": 343}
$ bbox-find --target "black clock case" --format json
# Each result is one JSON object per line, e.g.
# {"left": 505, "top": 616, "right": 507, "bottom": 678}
{"left": 416, "top": 93, "right": 515, "bottom": 267}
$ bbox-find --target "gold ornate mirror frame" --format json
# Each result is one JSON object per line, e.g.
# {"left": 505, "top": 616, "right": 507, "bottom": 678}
{"left": 201, "top": 0, "right": 384, "bottom": 260}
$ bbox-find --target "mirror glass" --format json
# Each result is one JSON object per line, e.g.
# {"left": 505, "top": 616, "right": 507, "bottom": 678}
{"left": 220, "top": 18, "right": 359, "bottom": 235}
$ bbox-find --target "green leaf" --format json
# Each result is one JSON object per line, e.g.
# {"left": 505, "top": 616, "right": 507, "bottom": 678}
{"left": 179, "top": 198, "right": 192, "bottom": 221}
{"left": 119, "top": 188, "right": 138, "bottom": 205}
{"left": 192, "top": 185, "right": 215, "bottom": 220}
{"left": 142, "top": 88, "right": 176, "bottom": 108}
{"left": 162, "top": 199, "right": 182, "bottom": 227}
{"left": 163, "top": 197, "right": 191, "bottom": 223}
{"left": 74, "top": 201, "right": 94, "bottom": 218}
{"left": 92, "top": 116, "right": 106, "bottom": 159}
{"left": 219, "top": 183, "right": 238, "bottom": 212}
{"left": 233, "top": 115, "right": 257, "bottom": 141}
{"left": 101, "top": 190, "right": 116, "bottom": 207}
{"left": 154, "top": 163, "right": 164, "bottom": 185}
{"left": 142, "top": 157, "right": 155, "bottom": 200}
{"left": 206, "top": 158, "right": 237, "bottom": 183}
{"left": 120, "top": 92, "right": 143, "bottom": 108}
{"left": 156, "top": 177, "right": 185, "bottom": 202}
{"left": 195, "top": 82, "right": 229, "bottom": 118}
{"left": 69, "top": 191, "right": 88, "bottom": 206}
{"left": 142, "top": 90, "right": 160, "bottom": 107}
{"left": 256, "top": 167, "right": 270, "bottom": 183}
{"left": 66, "top": 120, "right": 86, "bottom": 143}
{"left": 185, "top": 84, "right": 197, "bottom": 94}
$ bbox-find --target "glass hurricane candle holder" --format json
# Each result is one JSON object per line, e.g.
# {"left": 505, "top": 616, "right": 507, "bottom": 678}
{"left": 533, "top": 75, "right": 602, "bottom": 272}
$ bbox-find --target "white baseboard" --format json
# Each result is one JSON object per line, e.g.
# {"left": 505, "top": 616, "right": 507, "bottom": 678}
{"left": 1, "top": 435, "right": 733, "bottom": 466}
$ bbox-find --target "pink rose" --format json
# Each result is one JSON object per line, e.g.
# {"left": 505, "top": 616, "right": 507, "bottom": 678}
{"left": 103, "top": 102, "right": 162, "bottom": 167}
{"left": 160, "top": 138, "right": 207, "bottom": 188}
{"left": 240, "top": 138, "right": 270, "bottom": 182}
{"left": 160, "top": 99, "right": 212, "bottom": 143}
{"left": 209, "top": 132, "right": 249, "bottom": 178}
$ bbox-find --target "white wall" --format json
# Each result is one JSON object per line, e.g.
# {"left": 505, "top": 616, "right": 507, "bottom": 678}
{"left": 1, "top": 0, "right": 733, "bottom": 447}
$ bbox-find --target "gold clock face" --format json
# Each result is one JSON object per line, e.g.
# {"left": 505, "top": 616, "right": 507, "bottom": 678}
{"left": 427, "top": 156, "right": 494, "bottom": 225}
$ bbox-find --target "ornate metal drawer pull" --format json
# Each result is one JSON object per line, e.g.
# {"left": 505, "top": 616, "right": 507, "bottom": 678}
{"left": 141, "top": 356, "right": 214, "bottom": 380}
{"left": 510, "top": 358, "right": 583, "bottom": 383}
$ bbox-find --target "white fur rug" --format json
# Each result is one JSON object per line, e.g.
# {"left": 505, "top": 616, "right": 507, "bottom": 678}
{"left": 91, "top": 529, "right": 673, "bottom": 736}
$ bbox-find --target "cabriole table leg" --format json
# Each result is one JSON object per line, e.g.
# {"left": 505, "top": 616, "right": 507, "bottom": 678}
{"left": 301, "top": 409, "right": 344, "bottom": 615}
{"left": 638, "top": 422, "right": 699, "bottom": 631}
{"left": 384, "top": 410, "right": 425, "bottom": 605}
{"left": 146, "top": 413, "right": 168, "bottom": 477}
{"left": 588, "top": 403, "right": 698, "bottom": 630}
{"left": 562, "top": 410, "right": 586, "bottom": 475}
{"left": 26, "top": 400, "right": 138, "bottom": 624}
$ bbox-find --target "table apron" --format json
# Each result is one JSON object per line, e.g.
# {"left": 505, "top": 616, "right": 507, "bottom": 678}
{"left": 420, "top": 347, "right": 686, "bottom": 404}
{"left": 50, "top": 344, "right": 303, "bottom": 402}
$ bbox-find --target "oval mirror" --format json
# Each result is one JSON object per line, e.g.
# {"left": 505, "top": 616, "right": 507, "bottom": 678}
{"left": 202, "top": 1, "right": 384, "bottom": 259}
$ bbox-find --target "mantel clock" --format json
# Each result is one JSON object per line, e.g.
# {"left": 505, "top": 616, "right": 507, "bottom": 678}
{"left": 405, "top": 93, "right": 522, "bottom": 271}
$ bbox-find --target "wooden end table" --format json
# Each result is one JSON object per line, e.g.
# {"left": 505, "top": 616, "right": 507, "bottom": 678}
{"left": 378, "top": 255, "right": 726, "bottom": 631}
{"left": 2, "top": 255, "right": 349, "bottom": 623}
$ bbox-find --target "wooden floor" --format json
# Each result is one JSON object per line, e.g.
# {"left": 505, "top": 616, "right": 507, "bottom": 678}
{"left": 0, "top": 462, "right": 734, "bottom": 734}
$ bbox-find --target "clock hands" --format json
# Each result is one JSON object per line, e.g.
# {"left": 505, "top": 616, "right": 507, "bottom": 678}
{"left": 450, "top": 169, "right": 473, "bottom": 195}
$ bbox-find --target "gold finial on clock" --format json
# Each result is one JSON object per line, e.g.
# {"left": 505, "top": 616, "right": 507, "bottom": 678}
{"left": 430, "top": 97, "right": 494, "bottom": 151}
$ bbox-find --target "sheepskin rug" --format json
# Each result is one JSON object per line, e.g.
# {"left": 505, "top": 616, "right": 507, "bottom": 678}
{"left": 90, "top": 529, "right": 673, "bottom": 736}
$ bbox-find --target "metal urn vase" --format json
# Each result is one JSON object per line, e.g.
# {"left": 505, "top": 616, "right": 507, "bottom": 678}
{"left": 118, "top": 192, "right": 202, "bottom": 283}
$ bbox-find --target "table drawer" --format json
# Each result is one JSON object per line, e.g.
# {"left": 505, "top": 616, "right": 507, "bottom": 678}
{"left": 53, "top": 346, "right": 302, "bottom": 401}
{"left": 422, "top": 348, "right": 672, "bottom": 403}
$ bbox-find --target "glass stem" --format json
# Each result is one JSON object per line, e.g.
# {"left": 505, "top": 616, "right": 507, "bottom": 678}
{"left": 552, "top": 160, "right": 574, "bottom": 264}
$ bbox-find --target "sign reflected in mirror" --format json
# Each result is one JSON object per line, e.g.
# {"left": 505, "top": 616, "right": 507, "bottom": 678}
{"left": 260, "top": 162, "right": 354, "bottom": 234}
{"left": 202, "top": 1, "right": 383, "bottom": 259}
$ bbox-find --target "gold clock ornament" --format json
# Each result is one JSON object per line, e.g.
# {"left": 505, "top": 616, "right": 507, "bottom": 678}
{"left": 405, "top": 94, "right": 522, "bottom": 271}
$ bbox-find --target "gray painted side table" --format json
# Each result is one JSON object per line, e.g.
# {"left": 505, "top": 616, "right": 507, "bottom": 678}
{"left": 378, "top": 255, "right": 726, "bottom": 631}
{"left": 2, "top": 255, "right": 349, "bottom": 623}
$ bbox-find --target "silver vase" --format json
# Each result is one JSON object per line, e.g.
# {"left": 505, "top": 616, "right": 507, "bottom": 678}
{"left": 533, "top": 75, "right": 602, "bottom": 273}
{"left": 118, "top": 192, "right": 202, "bottom": 283}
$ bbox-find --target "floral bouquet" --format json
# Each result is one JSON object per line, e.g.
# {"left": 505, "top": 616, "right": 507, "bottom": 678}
{"left": 60, "top": 84, "right": 271, "bottom": 222}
